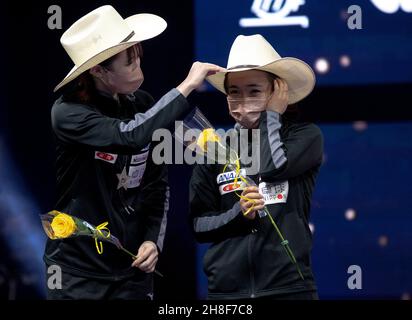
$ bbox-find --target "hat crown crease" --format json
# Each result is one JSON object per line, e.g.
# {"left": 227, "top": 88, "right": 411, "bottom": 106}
{"left": 227, "top": 34, "right": 281, "bottom": 69}
{"left": 61, "top": 5, "right": 132, "bottom": 66}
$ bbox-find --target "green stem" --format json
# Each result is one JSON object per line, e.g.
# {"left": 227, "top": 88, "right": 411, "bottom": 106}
{"left": 264, "top": 207, "right": 305, "bottom": 281}
{"left": 120, "top": 247, "right": 137, "bottom": 259}
{"left": 120, "top": 247, "right": 163, "bottom": 277}
{"left": 226, "top": 158, "right": 304, "bottom": 281}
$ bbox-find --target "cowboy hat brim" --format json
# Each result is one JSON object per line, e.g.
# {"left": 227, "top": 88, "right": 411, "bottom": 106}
{"left": 54, "top": 13, "right": 167, "bottom": 92}
{"left": 206, "top": 57, "right": 315, "bottom": 104}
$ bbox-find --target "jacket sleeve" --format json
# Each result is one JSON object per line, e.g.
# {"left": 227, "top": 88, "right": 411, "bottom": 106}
{"left": 189, "top": 165, "right": 251, "bottom": 243}
{"left": 51, "top": 89, "right": 190, "bottom": 154}
{"left": 139, "top": 147, "right": 169, "bottom": 252}
{"left": 259, "top": 111, "right": 323, "bottom": 181}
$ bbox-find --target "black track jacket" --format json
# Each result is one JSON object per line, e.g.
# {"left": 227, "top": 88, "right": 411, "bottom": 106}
{"left": 190, "top": 111, "right": 323, "bottom": 299}
{"left": 45, "top": 88, "right": 190, "bottom": 280}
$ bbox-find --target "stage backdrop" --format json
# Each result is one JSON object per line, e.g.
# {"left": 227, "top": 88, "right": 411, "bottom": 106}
{"left": 196, "top": 121, "right": 412, "bottom": 299}
{"left": 195, "top": 0, "right": 412, "bottom": 86}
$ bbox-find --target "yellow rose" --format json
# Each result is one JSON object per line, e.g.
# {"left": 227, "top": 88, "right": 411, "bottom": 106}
{"left": 51, "top": 213, "right": 77, "bottom": 238}
{"left": 197, "top": 128, "right": 221, "bottom": 152}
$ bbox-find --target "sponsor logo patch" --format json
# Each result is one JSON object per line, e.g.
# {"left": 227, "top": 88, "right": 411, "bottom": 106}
{"left": 216, "top": 169, "right": 246, "bottom": 184}
{"left": 219, "top": 181, "right": 247, "bottom": 195}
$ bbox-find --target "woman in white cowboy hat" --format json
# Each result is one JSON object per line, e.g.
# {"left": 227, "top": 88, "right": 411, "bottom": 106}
{"left": 190, "top": 34, "right": 323, "bottom": 300}
{"left": 45, "top": 5, "right": 224, "bottom": 300}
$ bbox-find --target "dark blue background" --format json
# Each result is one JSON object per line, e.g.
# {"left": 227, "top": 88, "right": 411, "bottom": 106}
{"left": 195, "top": 0, "right": 412, "bottom": 85}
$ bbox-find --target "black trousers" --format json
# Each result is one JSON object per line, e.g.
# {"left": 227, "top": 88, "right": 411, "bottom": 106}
{"left": 46, "top": 270, "right": 153, "bottom": 300}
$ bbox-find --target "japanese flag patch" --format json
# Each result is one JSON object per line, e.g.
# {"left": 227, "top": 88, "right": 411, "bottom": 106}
{"left": 95, "top": 151, "right": 118, "bottom": 164}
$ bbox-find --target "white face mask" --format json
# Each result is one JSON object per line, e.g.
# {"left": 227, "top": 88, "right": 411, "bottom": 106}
{"left": 100, "top": 46, "right": 144, "bottom": 95}
{"left": 227, "top": 97, "right": 270, "bottom": 128}
{"left": 103, "top": 65, "right": 144, "bottom": 94}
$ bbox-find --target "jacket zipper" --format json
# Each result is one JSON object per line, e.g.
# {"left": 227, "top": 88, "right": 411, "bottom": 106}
{"left": 119, "top": 155, "right": 134, "bottom": 215}
{"left": 248, "top": 228, "right": 257, "bottom": 298}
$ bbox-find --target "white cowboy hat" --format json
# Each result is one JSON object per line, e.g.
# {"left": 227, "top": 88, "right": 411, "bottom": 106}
{"left": 54, "top": 5, "right": 167, "bottom": 92}
{"left": 206, "top": 34, "right": 315, "bottom": 104}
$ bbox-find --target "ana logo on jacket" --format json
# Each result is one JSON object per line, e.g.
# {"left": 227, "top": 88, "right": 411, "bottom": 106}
{"left": 216, "top": 169, "right": 246, "bottom": 184}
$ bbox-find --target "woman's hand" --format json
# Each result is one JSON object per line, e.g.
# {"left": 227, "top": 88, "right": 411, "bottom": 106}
{"left": 177, "top": 62, "right": 225, "bottom": 97}
{"left": 240, "top": 186, "right": 265, "bottom": 220}
{"left": 131, "top": 241, "right": 158, "bottom": 273}
{"left": 266, "top": 78, "right": 289, "bottom": 114}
